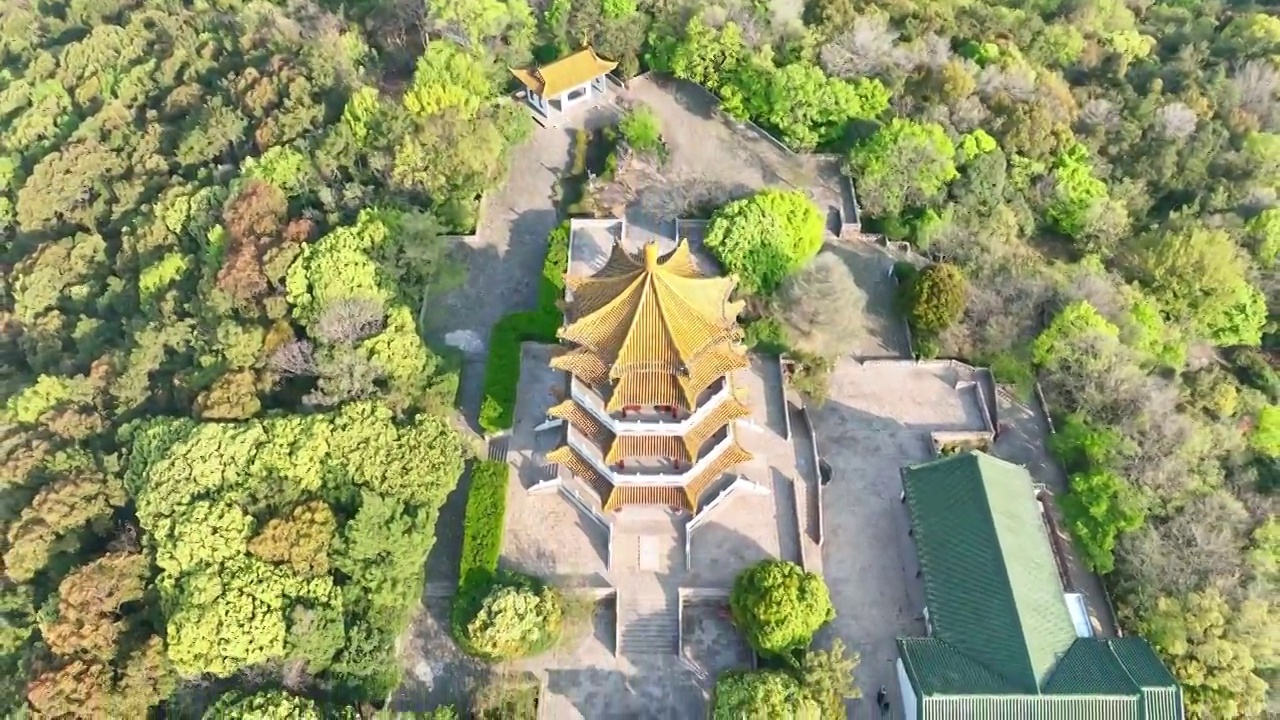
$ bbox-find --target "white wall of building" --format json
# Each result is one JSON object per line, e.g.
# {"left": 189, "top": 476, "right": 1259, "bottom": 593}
{"left": 896, "top": 658, "right": 919, "bottom": 720}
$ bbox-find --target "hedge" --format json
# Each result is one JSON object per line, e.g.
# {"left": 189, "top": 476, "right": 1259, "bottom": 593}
{"left": 458, "top": 459, "right": 509, "bottom": 586}
{"left": 478, "top": 222, "right": 569, "bottom": 433}
{"left": 453, "top": 459, "right": 510, "bottom": 649}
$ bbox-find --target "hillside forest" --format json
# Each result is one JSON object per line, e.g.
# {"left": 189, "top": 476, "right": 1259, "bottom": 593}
{"left": 0, "top": 0, "right": 1277, "bottom": 717}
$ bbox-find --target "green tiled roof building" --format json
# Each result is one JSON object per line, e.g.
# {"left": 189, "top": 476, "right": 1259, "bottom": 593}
{"left": 895, "top": 451, "right": 1183, "bottom": 720}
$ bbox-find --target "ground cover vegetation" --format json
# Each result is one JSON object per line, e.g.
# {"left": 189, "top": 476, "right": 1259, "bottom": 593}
{"left": 0, "top": 0, "right": 538, "bottom": 714}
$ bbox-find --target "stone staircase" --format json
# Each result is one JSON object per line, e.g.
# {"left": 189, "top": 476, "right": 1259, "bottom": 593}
{"left": 618, "top": 588, "right": 678, "bottom": 656}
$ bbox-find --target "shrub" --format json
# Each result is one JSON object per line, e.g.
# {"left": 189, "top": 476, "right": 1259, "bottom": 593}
{"left": 891, "top": 260, "right": 919, "bottom": 285}
{"left": 455, "top": 574, "right": 563, "bottom": 660}
{"left": 729, "top": 560, "right": 834, "bottom": 660}
{"left": 797, "top": 639, "right": 861, "bottom": 719}
{"left": 472, "top": 673, "right": 539, "bottom": 720}
{"left": 704, "top": 190, "right": 825, "bottom": 296}
{"left": 618, "top": 107, "right": 663, "bottom": 156}
{"left": 478, "top": 223, "right": 568, "bottom": 433}
{"left": 712, "top": 670, "right": 818, "bottom": 720}
{"left": 788, "top": 351, "right": 833, "bottom": 406}
{"left": 202, "top": 689, "right": 332, "bottom": 719}
{"left": 902, "top": 262, "right": 967, "bottom": 337}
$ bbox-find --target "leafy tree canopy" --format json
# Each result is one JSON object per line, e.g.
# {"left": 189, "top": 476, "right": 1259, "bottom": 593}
{"left": 704, "top": 190, "right": 825, "bottom": 296}
{"left": 847, "top": 118, "right": 958, "bottom": 218}
{"left": 729, "top": 560, "right": 834, "bottom": 659}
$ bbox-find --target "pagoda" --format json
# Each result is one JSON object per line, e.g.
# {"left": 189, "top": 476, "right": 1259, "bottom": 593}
{"left": 546, "top": 240, "right": 753, "bottom": 513}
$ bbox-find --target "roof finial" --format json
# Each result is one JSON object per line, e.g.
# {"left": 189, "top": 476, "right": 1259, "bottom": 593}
{"left": 643, "top": 242, "right": 660, "bottom": 271}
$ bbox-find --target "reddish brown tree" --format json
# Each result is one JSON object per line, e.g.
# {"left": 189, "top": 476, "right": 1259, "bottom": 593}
{"left": 215, "top": 180, "right": 289, "bottom": 305}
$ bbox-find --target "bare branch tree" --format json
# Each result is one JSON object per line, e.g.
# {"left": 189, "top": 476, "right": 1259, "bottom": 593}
{"left": 1157, "top": 101, "right": 1198, "bottom": 140}
{"left": 269, "top": 340, "right": 316, "bottom": 377}
{"left": 950, "top": 95, "right": 989, "bottom": 133}
{"left": 977, "top": 65, "right": 1037, "bottom": 103}
{"left": 315, "top": 297, "right": 386, "bottom": 345}
{"left": 819, "top": 14, "right": 900, "bottom": 79}
{"left": 1080, "top": 98, "right": 1119, "bottom": 131}
{"left": 776, "top": 252, "right": 868, "bottom": 357}
{"left": 1232, "top": 59, "right": 1280, "bottom": 125}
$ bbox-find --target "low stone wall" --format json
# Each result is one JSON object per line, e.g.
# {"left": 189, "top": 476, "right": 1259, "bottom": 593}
{"left": 930, "top": 430, "right": 994, "bottom": 458}
{"left": 797, "top": 405, "right": 824, "bottom": 546}
{"left": 790, "top": 478, "right": 808, "bottom": 569}
{"left": 838, "top": 174, "right": 861, "bottom": 237}
{"left": 778, "top": 359, "right": 794, "bottom": 443}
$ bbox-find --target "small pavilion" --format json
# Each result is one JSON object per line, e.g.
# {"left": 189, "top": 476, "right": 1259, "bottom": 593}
{"left": 511, "top": 47, "right": 617, "bottom": 123}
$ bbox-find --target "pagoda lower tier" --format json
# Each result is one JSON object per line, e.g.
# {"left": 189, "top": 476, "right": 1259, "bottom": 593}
{"left": 544, "top": 382, "right": 753, "bottom": 512}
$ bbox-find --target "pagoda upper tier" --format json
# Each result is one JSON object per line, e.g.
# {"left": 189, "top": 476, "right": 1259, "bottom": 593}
{"left": 551, "top": 240, "right": 748, "bottom": 413}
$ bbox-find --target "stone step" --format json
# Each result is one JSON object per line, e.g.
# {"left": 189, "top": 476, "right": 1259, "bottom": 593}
{"left": 618, "top": 593, "right": 678, "bottom": 656}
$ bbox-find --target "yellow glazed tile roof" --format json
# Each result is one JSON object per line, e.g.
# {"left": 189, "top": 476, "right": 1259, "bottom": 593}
{"left": 605, "top": 485, "right": 685, "bottom": 512}
{"left": 546, "top": 444, "right": 611, "bottom": 503}
{"left": 683, "top": 440, "right": 753, "bottom": 510}
{"left": 548, "top": 398, "right": 613, "bottom": 446}
{"left": 510, "top": 47, "right": 618, "bottom": 98}
{"left": 552, "top": 240, "right": 747, "bottom": 409}
{"left": 606, "top": 435, "right": 691, "bottom": 465}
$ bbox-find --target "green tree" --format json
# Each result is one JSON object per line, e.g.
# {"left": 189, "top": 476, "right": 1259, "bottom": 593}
{"left": 458, "top": 576, "right": 563, "bottom": 660}
{"left": 656, "top": 18, "right": 747, "bottom": 92}
{"left": 403, "top": 44, "right": 494, "bottom": 119}
{"left": 1060, "top": 469, "right": 1145, "bottom": 574}
{"left": 1127, "top": 224, "right": 1266, "bottom": 347}
{"left": 1245, "top": 208, "right": 1280, "bottom": 266}
{"left": 712, "top": 670, "right": 819, "bottom": 720}
{"left": 902, "top": 263, "right": 967, "bottom": 338}
{"left": 703, "top": 190, "right": 825, "bottom": 296}
{"left": 1046, "top": 143, "right": 1110, "bottom": 242}
{"left": 797, "top": 639, "right": 861, "bottom": 719}
{"left": 1138, "top": 589, "right": 1272, "bottom": 719}
{"left": 730, "top": 560, "right": 834, "bottom": 659}
{"left": 846, "top": 118, "right": 958, "bottom": 218}
{"left": 1251, "top": 405, "right": 1280, "bottom": 458}
{"left": 740, "top": 63, "right": 890, "bottom": 151}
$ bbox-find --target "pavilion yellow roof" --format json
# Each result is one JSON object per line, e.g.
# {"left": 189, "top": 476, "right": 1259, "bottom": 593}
{"left": 510, "top": 47, "right": 617, "bottom": 98}
{"left": 550, "top": 240, "right": 747, "bottom": 409}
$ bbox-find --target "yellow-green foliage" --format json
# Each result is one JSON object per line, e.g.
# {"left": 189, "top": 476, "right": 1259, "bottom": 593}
{"left": 3, "top": 374, "right": 96, "bottom": 425}
{"left": 137, "top": 251, "right": 190, "bottom": 301}
{"left": 125, "top": 401, "right": 465, "bottom": 684}
{"left": 285, "top": 209, "right": 397, "bottom": 328}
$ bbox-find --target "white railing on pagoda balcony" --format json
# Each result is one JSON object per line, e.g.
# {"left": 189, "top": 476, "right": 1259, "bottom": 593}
{"left": 569, "top": 375, "right": 731, "bottom": 435}
{"left": 565, "top": 424, "right": 738, "bottom": 487}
